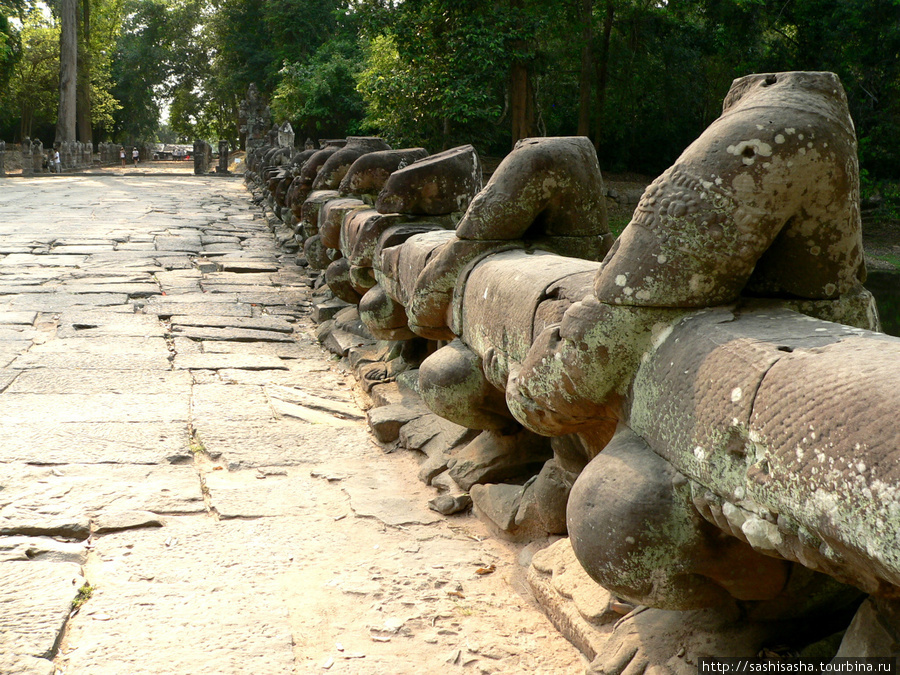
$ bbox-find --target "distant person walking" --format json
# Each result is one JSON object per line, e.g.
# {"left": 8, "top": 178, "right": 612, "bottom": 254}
{"left": 52, "top": 148, "right": 61, "bottom": 174}
{"left": 120, "top": 147, "right": 126, "bottom": 166}
{"left": 133, "top": 148, "right": 140, "bottom": 165}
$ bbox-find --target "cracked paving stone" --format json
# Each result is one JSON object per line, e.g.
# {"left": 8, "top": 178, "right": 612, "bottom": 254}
{"left": 206, "top": 469, "right": 318, "bottom": 518}
{"left": 340, "top": 467, "right": 443, "bottom": 528}
{"left": 0, "top": 561, "right": 85, "bottom": 666}
{"left": 170, "top": 326, "right": 295, "bottom": 342}
{"left": 0, "top": 425, "right": 194, "bottom": 468}
{"left": 174, "top": 353, "right": 289, "bottom": 371}
{"left": 169, "top": 314, "right": 294, "bottom": 333}
{"left": 191, "top": 419, "right": 370, "bottom": 468}
{"left": 0, "top": 464, "right": 206, "bottom": 538}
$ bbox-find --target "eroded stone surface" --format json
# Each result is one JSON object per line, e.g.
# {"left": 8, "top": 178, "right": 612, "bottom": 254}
{"left": 0, "top": 561, "right": 84, "bottom": 663}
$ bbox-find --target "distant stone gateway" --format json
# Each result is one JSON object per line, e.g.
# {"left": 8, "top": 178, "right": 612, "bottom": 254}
{"left": 244, "top": 72, "right": 900, "bottom": 667}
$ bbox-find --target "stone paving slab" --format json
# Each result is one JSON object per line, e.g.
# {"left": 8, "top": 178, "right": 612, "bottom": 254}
{"left": 0, "top": 285, "right": 63, "bottom": 294}
{"left": 206, "top": 468, "right": 319, "bottom": 518}
{"left": 1, "top": 392, "right": 190, "bottom": 423}
{"left": 0, "top": 254, "right": 88, "bottom": 267}
{"left": 190, "top": 383, "right": 275, "bottom": 421}
{"left": 57, "top": 283, "right": 161, "bottom": 296}
{"left": 0, "top": 369, "right": 19, "bottom": 391}
{"left": 170, "top": 325, "right": 296, "bottom": 342}
{"left": 0, "top": 421, "right": 191, "bottom": 465}
{"left": 60, "top": 583, "right": 296, "bottom": 675}
{"left": 5, "top": 292, "right": 129, "bottom": 310}
{"left": 142, "top": 301, "right": 253, "bottom": 317}
{"left": 0, "top": 561, "right": 84, "bottom": 666}
{"left": 145, "top": 292, "right": 241, "bottom": 304}
{"left": 29, "top": 336, "right": 170, "bottom": 354}
{"left": 170, "top": 313, "right": 294, "bottom": 332}
{"left": 192, "top": 418, "right": 372, "bottom": 468}
{"left": 237, "top": 291, "right": 310, "bottom": 306}
{"left": 173, "top": 353, "right": 289, "bottom": 371}
{"left": 0, "top": 463, "right": 206, "bottom": 538}
{"left": 8, "top": 352, "right": 173, "bottom": 371}
{"left": 6, "top": 369, "right": 192, "bottom": 395}
{"left": 0, "top": 326, "right": 37, "bottom": 340}
{"left": 201, "top": 340, "right": 314, "bottom": 358}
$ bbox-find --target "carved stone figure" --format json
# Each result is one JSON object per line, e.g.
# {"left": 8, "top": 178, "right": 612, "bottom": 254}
{"left": 216, "top": 141, "right": 231, "bottom": 174}
{"left": 239, "top": 84, "right": 272, "bottom": 151}
{"left": 339, "top": 148, "right": 429, "bottom": 197}
{"left": 193, "top": 140, "right": 212, "bottom": 175}
{"left": 277, "top": 121, "right": 294, "bottom": 149}
{"left": 310, "top": 137, "right": 391, "bottom": 191}
{"left": 375, "top": 145, "right": 482, "bottom": 216}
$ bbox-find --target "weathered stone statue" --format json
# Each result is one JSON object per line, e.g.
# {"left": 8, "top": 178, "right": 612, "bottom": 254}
{"left": 193, "top": 140, "right": 211, "bottom": 175}
{"left": 21, "top": 138, "right": 33, "bottom": 177}
{"left": 31, "top": 139, "right": 43, "bottom": 174}
{"left": 0, "top": 140, "right": 5, "bottom": 176}
{"left": 277, "top": 121, "right": 294, "bottom": 149}
{"left": 239, "top": 84, "right": 271, "bottom": 151}
{"left": 216, "top": 141, "right": 231, "bottom": 174}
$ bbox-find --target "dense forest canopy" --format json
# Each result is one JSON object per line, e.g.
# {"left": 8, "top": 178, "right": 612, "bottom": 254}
{"left": 1, "top": 0, "right": 899, "bottom": 181}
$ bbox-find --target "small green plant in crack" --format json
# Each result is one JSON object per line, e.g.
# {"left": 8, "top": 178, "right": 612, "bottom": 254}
{"left": 190, "top": 437, "right": 207, "bottom": 455}
{"left": 73, "top": 583, "right": 94, "bottom": 610}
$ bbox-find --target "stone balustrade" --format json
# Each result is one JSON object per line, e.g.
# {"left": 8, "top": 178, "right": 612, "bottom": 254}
{"left": 242, "top": 71, "right": 900, "bottom": 665}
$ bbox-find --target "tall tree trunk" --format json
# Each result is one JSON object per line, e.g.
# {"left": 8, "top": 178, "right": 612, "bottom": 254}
{"left": 56, "top": 0, "right": 77, "bottom": 143}
{"left": 77, "top": 0, "right": 92, "bottom": 144}
{"left": 577, "top": 0, "right": 593, "bottom": 139}
{"left": 593, "top": 0, "right": 614, "bottom": 151}
{"left": 509, "top": 0, "right": 535, "bottom": 147}
{"left": 21, "top": 104, "right": 33, "bottom": 140}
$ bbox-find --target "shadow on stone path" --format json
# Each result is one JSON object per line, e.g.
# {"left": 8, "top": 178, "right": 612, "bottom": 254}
{"left": 0, "top": 174, "right": 584, "bottom": 674}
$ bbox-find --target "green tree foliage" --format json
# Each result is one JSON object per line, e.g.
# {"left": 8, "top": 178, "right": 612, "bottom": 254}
{"left": 108, "top": 0, "right": 167, "bottom": 140}
{"left": 110, "top": 0, "right": 206, "bottom": 142}
{"left": 272, "top": 37, "right": 366, "bottom": 140}
{"left": 86, "top": 0, "right": 123, "bottom": 137}
{"left": 0, "top": 14, "right": 21, "bottom": 91}
{"left": 1, "top": 0, "right": 122, "bottom": 142}
{"left": 355, "top": 0, "right": 540, "bottom": 152}
{"left": 3, "top": 0, "right": 898, "bottom": 182}
{"left": 0, "top": 1, "right": 28, "bottom": 88}
{"left": 4, "top": 7, "right": 59, "bottom": 141}
{"left": 198, "top": 0, "right": 360, "bottom": 145}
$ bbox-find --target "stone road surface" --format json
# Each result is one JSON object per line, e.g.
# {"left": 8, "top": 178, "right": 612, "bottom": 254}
{"left": 0, "top": 167, "right": 585, "bottom": 675}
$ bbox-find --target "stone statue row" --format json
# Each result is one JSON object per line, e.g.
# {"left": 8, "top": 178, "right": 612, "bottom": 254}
{"left": 242, "top": 75, "right": 900, "bottom": 668}
{"left": 0, "top": 139, "right": 100, "bottom": 175}
{"left": 0, "top": 140, "right": 168, "bottom": 176}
